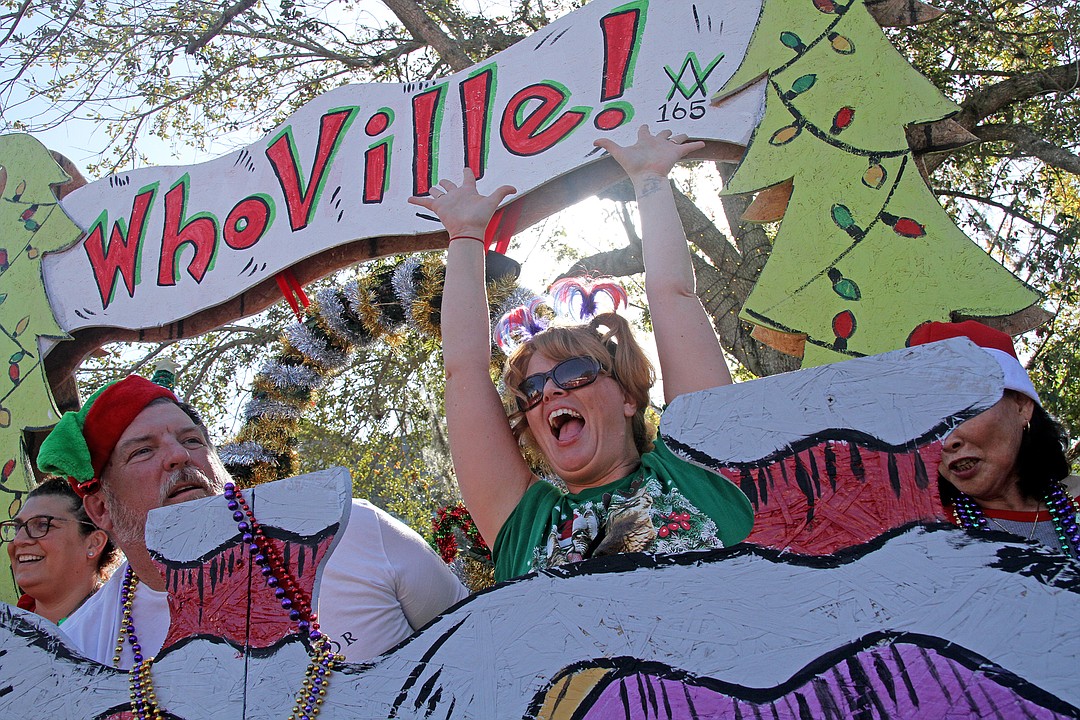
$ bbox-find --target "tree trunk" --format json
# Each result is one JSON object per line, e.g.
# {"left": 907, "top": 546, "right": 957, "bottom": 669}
{"left": 380, "top": 0, "right": 475, "bottom": 72}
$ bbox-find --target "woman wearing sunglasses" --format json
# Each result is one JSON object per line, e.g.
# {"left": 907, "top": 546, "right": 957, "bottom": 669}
{"left": 3, "top": 478, "right": 117, "bottom": 624}
{"left": 412, "top": 125, "right": 753, "bottom": 581}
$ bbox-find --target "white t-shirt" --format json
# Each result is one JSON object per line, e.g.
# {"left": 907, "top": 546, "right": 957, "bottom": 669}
{"left": 62, "top": 499, "right": 468, "bottom": 667}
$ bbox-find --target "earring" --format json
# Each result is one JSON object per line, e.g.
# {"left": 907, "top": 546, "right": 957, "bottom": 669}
{"left": 87, "top": 550, "right": 95, "bottom": 558}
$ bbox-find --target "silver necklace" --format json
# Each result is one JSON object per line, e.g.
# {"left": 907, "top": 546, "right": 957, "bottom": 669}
{"left": 987, "top": 508, "right": 1040, "bottom": 541}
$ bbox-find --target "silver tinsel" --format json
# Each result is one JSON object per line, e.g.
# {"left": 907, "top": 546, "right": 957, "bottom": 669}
{"left": 260, "top": 359, "right": 326, "bottom": 392}
{"left": 537, "top": 472, "right": 568, "bottom": 492}
{"left": 391, "top": 256, "right": 424, "bottom": 313}
{"left": 498, "top": 286, "right": 544, "bottom": 317}
{"left": 347, "top": 271, "right": 402, "bottom": 336}
{"left": 314, "top": 288, "right": 361, "bottom": 346}
{"left": 244, "top": 396, "right": 305, "bottom": 420}
{"left": 342, "top": 279, "right": 364, "bottom": 319}
{"left": 218, "top": 441, "right": 279, "bottom": 467}
{"left": 285, "top": 322, "right": 348, "bottom": 370}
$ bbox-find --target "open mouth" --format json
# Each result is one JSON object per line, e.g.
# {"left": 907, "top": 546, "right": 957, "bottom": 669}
{"left": 949, "top": 458, "right": 978, "bottom": 474}
{"left": 161, "top": 465, "right": 218, "bottom": 503}
{"left": 548, "top": 407, "right": 584, "bottom": 441}
{"left": 167, "top": 484, "right": 206, "bottom": 500}
{"left": 164, "top": 476, "right": 211, "bottom": 502}
{"left": 15, "top": 554, "right": 42, "bottom": 564}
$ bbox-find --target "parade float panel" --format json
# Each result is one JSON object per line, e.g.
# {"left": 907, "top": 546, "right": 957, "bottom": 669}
{"left": 0, "top": 135, "right": 84, "bottom": 542}
{"left": 662, "top": 337, "right": 1003, "bottom": 554}
{"left": 144, "top": 468, "right": 352, "bottom": 666}
{"left": 1, "top": 445, "right": 1078, "bottom": 715}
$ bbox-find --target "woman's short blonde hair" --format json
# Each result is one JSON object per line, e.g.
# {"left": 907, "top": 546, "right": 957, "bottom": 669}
{"left": 503, "top": 312, "right": 656, "bottom": 457}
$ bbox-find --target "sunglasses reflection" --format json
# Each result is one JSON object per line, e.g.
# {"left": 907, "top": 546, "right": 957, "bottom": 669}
{"left": 518, "top": 356, "right": 604, "bottom": 411}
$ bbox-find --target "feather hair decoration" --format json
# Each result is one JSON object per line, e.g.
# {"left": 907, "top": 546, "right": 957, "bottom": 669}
{"left": 494, "top": 296, "right": 551, "bottom": 355}
{"left": 492, "top": 276, "right": 629, "bottom": 355}
{"left": 549, "top": 277, "right": 628, "bottom": 320}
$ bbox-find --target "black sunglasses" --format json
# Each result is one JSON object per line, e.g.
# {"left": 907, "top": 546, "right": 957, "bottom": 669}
{"left": 517, "top": 355, "right": 604, "bottom": 411}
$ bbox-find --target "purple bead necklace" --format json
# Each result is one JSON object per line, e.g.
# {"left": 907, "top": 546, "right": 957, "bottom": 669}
{"left": 951, "top": 480, "right": 1080, "bottom": 558}
{"left": 113, "top": 483, "right": 341, "bottom": 720}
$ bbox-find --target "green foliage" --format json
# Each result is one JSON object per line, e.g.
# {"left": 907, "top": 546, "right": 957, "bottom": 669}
{"left": 891, "top": 0, "right": 1079, "bottom": 287}
{"left": 293, "top": 332, "right": 458, "bottom": 535}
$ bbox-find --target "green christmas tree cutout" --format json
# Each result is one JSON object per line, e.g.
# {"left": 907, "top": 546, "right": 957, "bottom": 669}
{"left": 714, "top": 0, "right": 1041, "bottom": 367}
{"left": 0, "top": 134, "right": 83, "bottom": 603}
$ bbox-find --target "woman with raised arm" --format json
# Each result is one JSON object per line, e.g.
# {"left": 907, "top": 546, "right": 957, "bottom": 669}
{"left": 411, "top": 126, "right": 753, "bottom": 581}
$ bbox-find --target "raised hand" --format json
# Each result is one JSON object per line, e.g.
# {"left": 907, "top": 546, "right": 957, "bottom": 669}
{"left": 408, "top": 168, "right": 516, "bottom": 239}
{"left": 593, "top": 125, "right": 705, "bottom": 183}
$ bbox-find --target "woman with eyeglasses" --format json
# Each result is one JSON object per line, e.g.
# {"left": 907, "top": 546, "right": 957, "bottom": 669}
{"left": 411, "top": 125, "right": 753, "bottom": 581}
{"left": 3, "top": 477, "right": 117, "bottom": 624}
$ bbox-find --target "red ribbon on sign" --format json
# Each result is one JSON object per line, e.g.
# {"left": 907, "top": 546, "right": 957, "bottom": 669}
{"left": 275, "top": 269, "right": 310, "bottom": 321}
{"left": 485, "top": 200, "right": 523, "bottom": 255}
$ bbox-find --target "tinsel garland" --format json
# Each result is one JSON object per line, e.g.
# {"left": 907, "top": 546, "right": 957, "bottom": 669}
{"left": 409, "top": 256, "right": 448, "bottom": 339}
{"left": 432, "top": 502, "right": 491, "bottom": 563}
{"left": 219, "top": 252, "right": 527, "bottom": 489}
{"left": 432, "top": 502, "right": 494, "bottom": 592}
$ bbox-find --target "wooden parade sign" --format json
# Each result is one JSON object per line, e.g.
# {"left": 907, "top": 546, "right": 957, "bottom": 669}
{"left": 43, "top": 0, "right": 764, "bottom": 337}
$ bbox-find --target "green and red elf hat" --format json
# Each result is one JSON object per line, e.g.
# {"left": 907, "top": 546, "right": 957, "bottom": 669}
{"left": 37, "top": 376, "right": 178, "bottom": 497}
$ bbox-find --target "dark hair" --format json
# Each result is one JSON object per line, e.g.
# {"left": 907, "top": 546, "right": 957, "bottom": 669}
{"left": 26, "top": 477, "right": 119, "bottom": 579}
{"left": 938, "top": 396, "right": 1070, "bottom": 506}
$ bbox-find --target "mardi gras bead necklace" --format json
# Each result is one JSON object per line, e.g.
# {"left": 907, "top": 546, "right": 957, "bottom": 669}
{"left": 114, "top": 483, "right": 342, "bottom": 720}
{"left": 951, "top": 480, "right": 1080, "bottom": 559}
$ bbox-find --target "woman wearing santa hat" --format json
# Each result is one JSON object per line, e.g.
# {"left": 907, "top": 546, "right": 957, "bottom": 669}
{"left": 910, "top": 320, "right": 1079, "bottom": 557}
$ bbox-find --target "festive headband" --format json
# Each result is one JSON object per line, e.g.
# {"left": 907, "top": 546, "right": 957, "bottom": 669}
{"left": 493, "top": 277, "right": 629, "bottom": 355}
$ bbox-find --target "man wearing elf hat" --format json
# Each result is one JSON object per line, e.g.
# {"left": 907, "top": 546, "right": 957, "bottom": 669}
{"left": 37, "top": 375, "right": 468, "bottom": 668}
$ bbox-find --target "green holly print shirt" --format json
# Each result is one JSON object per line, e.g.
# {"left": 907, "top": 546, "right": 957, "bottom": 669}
{"left": 492, "top": 437, "right": 754, "bottom": 582}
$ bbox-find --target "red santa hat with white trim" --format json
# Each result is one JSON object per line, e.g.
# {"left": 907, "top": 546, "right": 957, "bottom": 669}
{"left": 907, "top": 320, "right": 1040, "bottom": 405}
